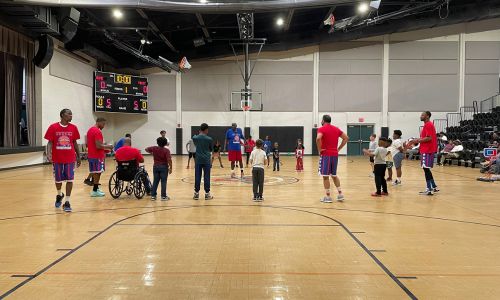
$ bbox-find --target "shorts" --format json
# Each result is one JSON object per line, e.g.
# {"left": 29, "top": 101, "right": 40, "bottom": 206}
{"left": 189, "top": 152, "right": 196, "bottom": 159}
{"left": 228, "top": 150, "right": 242, "bottom": 161}
{"left": 318, "top": 155, "right": 339, "bottom": 176}
{"left": 369, "top": 157, "right": 374, "bottom": 163}
{"left": 88, "top": 158, "right": 105, "bottom": 173}
{"left": 212, "top": 152, "right": 220, "bottom": 158}
{"left": 53, "top": 162, "right": 75, "bottom": 183}
{"left": 393, "top": 152, "right": 404, "bottom": 169}
{"left": 421, "top": 153, "right": 435, "bottom": 169}
{"left": 386, "top": 161, "right": 394, "bottom": 169}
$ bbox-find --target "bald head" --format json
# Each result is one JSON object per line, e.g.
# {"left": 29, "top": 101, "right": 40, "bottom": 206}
{"left": 123, "top": 137, "right": 132, "bottom": 146}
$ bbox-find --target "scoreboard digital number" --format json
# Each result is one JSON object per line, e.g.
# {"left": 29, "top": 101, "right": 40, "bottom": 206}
{"left": 93, "top": 71, "right": 148, "bottom": 114}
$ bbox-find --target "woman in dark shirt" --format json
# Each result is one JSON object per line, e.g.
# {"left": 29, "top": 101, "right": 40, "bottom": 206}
{"left": 211, "top": 140, "right": 224, "bottom": 168}
{"left": 145, "top": 137, "right": 172, "bottom": 201}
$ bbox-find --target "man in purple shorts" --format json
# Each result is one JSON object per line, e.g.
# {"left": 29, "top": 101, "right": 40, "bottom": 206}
{"left": 408, "top": 111, "right": 439, "bottom": 196}
{"left": 86, "top": 117, "right": 113, "bottom": 197}
{"left": 316, "top": 115, "right": 349, "bottom": 203}
{"left": 44, "top": 109, "right": 81, "bottom": 212}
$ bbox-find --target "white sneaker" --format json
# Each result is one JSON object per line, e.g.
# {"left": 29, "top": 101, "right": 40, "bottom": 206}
{"left": 393, "top": 180, "right": 402, "bottom": 186}
{"left": 320, "top": 196, "right": 333, "bottom": 203}
{"left": 419, "top": 190, "right": 433, "bottom": 196}
{"left": 337, "top": 193, "right": 345, "bottom": 201}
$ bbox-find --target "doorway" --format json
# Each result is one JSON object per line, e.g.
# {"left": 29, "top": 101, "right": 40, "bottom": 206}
{"left": 347, "top": 124, "right": 374, "bottom": 156}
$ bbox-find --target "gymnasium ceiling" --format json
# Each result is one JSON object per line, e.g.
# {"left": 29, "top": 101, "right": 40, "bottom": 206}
{"left": 1, "top": 0, "right": 500, "bottom": 70}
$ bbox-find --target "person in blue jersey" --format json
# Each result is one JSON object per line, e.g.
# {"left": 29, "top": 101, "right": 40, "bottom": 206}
{"left": 224, "top": 123, "right": 245, "bottom": 178}
{"left": 263, "top": 136, "right": 272, "bottom": 167}
{"left": 114, "top": 133, "right": 131, "bottom": 152}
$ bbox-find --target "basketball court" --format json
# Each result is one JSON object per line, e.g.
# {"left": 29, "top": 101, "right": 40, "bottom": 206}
{"left": 1, "top": 0, "right": 500, "bottom": 299}
{"left": 0, "top": 157, "right": 499, "bottom": 299}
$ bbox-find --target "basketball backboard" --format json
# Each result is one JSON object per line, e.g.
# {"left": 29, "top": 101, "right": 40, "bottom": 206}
{"left": 230, "top": 91, "right": 263, "bottom": 111}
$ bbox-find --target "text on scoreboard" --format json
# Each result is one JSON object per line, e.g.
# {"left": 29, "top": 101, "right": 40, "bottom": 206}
{"left": 94, "top": 71, "right": 148, "bottom": 114}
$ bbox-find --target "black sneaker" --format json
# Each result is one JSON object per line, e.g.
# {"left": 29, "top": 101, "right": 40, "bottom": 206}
{"left": 193, "top": 192, "right": 199, "bottom": 200}
{"left": 84, "top": 179, "right": 93, "bottom": 186}
{"left": 62, "top": 201, "right": 72, "bottom": 212}
{"left": 55, "top": 193, "right": 64, "bottom": 208}
{"left": 205, "top": 193, "right": 213, "bottom": 200}
{"left": 433, "top": 188, "right": 440, "bottom": 193}
{"left": 258, "top": 195, "right": 264, "bottom": 201}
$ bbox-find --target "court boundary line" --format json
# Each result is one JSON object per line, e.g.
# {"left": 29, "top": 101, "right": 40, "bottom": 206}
{"left": 1, "top": 203, "right": 500, "bottom": 229}
{"left": 0, "top": 205, "right": 417, "bottom": 300}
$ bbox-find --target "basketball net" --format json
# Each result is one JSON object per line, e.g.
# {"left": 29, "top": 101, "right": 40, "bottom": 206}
{"left": 241, "top": 99, "right": 252, "bottom": 112}
{"left": 323, "top": 13, "right": 335, "bottom": 26}
{"left": 179, "top": 56, "right": 191, "bottom": 70}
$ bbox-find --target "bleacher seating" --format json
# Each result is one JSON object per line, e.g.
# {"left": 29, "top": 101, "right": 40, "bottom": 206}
{"left": 442, "top": 104, "right": 499, "bottom": 168}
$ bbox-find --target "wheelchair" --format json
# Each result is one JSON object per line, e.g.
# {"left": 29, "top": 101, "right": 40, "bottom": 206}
{"left": 108, "top": 160, "right": 151, "bottom": 199}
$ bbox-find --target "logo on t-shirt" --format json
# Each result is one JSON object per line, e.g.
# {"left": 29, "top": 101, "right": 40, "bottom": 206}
{"left": 56, "top": 134, "right": 72, "bottom": 150}
{"left": 233, "top": 134, "right": 240, "bottom": 144}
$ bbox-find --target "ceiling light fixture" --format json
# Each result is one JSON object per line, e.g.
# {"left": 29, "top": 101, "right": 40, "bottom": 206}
{"left": 200, "top": 0, "right": 207, "bottom": 3}
{"left": 112, "top": 9, "right": 123, "bottom": 19}
{"left": 276, "top": 18, "right": 284, "bottom": 26}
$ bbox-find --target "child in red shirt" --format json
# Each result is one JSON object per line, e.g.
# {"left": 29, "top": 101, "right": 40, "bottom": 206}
{"left": 244, "top": 136, "right": 256, "bottom": 167}
{"left": 295, "top": 139, "right": 305, "bottom": 171}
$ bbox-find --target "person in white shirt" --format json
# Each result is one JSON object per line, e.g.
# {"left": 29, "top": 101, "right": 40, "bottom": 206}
{"left": 444, "top": 140, "right": 464, "bottom": 159}
{"left": 389, "top": 130, "right": 405, "bottom": 186}
{"left": 186, "top": 138, "right": 196, "bottom": 169}
{"left": 160, "top": 130, "right": 170, "bottom": 148}
{"left": 249, "top": 139, "right": 268, "bottom": 201}
{"left": 368, "top": 134, "right": 377, "bottom": 177}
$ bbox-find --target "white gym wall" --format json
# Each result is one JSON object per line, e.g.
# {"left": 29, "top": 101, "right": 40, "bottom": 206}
{"left": 36, "top": 18, "right": 500, "bottom": 157}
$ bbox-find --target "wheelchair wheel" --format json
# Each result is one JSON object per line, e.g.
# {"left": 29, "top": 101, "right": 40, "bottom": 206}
{"left": 125, "top": 182, "right": 134, "bottom": 195}
{"left": 133, "top": 172, "right": 147, "bottom": 199}
{"left": 108, "top": 171, "right": 123, "bottom": 199}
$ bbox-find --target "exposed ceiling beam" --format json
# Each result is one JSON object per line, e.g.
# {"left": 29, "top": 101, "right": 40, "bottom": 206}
{"left": 136, "top": 8, "right": 177, "bottom": 53}
{"left": 284, "top": 9, "right": 294, "bottom": 31}
{"left": 195, "top": 13, "right": 211, "bottom": 40}
{"left": 319, "top": 6, "right": 336, "bottom": 29}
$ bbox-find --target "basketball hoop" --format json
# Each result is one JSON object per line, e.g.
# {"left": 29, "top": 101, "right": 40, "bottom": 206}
{"left": 241, "top": 99, "right": 252, "bottom": 111}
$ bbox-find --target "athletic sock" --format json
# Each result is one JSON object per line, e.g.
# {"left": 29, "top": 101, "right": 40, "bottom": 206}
{"left": 65, "top": 196, "right": 70, "bottom": 203}
{"left": 93, "top": 184, "right": 99, "bottom": 192}
{"left": 336, "top": 187, "right": 342, "bottom": 194}
{"left": 57, "top": 189, "right": 62, "bottom": 196}
{"left": 325, "top": 189, "right": 331, "bottom": 197}
{"left": 397, "top": 177, "right": 401, "bottom": 182}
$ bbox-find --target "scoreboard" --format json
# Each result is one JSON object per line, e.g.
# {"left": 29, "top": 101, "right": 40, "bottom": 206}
{"left": 93, "top": 71, "right": 148, "bottom": 114}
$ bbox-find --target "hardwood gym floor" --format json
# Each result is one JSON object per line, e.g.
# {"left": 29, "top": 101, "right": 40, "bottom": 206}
{"left": 0, "top": 156, "right": 499, "bottom": 299}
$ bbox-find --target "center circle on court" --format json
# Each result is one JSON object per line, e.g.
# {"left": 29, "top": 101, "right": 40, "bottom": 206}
{"left": 181, "top": 175, "right": 299, "bottom": 187}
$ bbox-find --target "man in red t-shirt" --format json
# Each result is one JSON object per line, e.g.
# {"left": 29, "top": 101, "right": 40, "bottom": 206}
{"left": 86, "top": 117, "right": 113, "bottom": 197}
{"left": 409, "top": 111, "right": 439, "bottom": 196}
{"left": 115, "top": 138, "right": 151, "bottom": 196}
{"left": 115, "top": 138, "right": 145, "bottom": 163}
{"left": 44, "top": 108, "right": 81, "bottom": 212}
{"left": 316, "top": 115, "right": 349, "bottom": 203}
{"left": 244, "top": 136, "right": 256, "bottom": 167}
